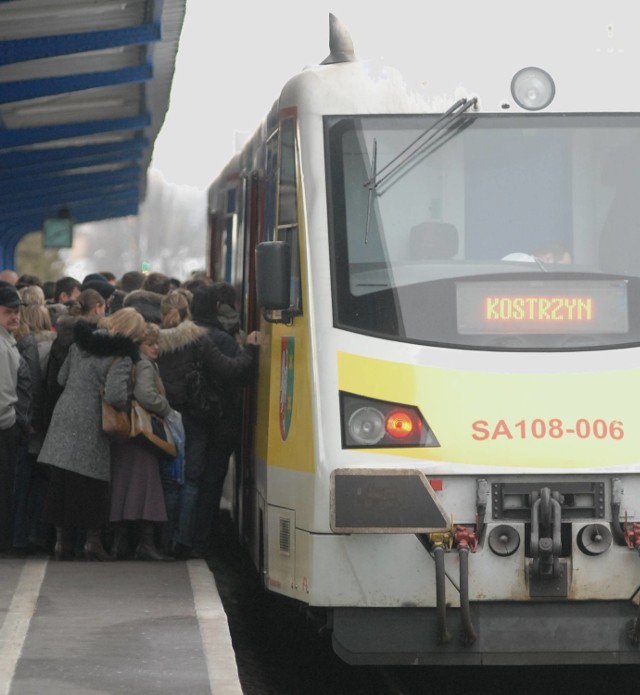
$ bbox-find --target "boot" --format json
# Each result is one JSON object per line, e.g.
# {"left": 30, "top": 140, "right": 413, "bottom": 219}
{"left": 54, "top": 527, "right": 73, "bottom": 561}
{"left": 84, "top": 528, "right": 113, "bottom": 561}
{"left": 110, "top": 523, "right": 131, "bottom": 560}
{"left": 135, "top": 522, "right": 171, "bottom": 561}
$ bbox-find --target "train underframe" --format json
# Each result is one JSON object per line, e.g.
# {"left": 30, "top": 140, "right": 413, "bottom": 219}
{"left": 321, "top": 472, "right": 640, "bottom": 664}
{"left": 331, "top": 600, "right": 640, "bottom": 665}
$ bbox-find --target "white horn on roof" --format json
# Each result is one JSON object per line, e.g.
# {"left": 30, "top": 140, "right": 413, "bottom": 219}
{"left": 321, "top": 13, "right": 357, "bottom": 64}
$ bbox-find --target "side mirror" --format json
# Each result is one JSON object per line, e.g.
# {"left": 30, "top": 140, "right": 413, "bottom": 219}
{"left": 255, "top": 241, "right": 291, "bottom": 321}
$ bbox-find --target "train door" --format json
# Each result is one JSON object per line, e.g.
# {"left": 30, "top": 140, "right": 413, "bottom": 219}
{"left": 238, "top": 169, "right": 262, "bottom": 544}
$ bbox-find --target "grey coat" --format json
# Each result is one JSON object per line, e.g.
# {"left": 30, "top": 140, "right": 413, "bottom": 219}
{"left": 38, "top": 321, "right": 139, "bottom": 481}
{"left": 133, "top": 355, "right": 171, "bottom": 418}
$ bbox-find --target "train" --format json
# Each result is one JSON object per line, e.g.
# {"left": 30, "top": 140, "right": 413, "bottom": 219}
{"left": 206, "top": 11, "right": 640, "bottom": 664}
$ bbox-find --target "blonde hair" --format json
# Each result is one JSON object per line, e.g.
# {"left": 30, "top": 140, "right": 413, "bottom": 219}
{"left": 160, "top": 290, "right": 191, "bottom": 328}
{"left": 16, "top": 285, "right": 51, "bottom": 339}
{"left": 100, "top": 307, "right": 146, "bottom": 342}
{"left": 143, "top": 322, "right": 160, "bottom": 345}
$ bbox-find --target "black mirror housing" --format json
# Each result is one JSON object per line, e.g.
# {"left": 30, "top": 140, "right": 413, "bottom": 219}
{"left": 255, "top": 241, "right": 291, "bottom": 311}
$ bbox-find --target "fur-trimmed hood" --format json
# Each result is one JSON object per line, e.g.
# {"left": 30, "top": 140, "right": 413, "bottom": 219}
{"left": 158, "top": 320, "right": 206, "bottom": 355}
{"left": 122, "top": 289, "right": 163, "bottom": 324}
{"left": 74, "top": 319, "right": 139, "bottom": 361}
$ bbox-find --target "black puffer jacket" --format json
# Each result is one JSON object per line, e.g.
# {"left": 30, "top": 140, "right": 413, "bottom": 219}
{"left": 157, "top": 320, "right": 257, "bottom": 421}
{"left": 191, "top": 284, "right": 257, "bottom": 438}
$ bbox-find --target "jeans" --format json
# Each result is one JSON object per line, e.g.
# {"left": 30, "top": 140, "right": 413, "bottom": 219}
{"left": 162, "top": 479, "right": 198, "bottom": 549}
{"left": 161, "top": 413, "right": 210, "bottom": 549}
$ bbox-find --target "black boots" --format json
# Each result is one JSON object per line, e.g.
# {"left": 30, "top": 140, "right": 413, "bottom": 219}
{"left": 135, "top": 521, "right": 171, "bottom": 561}
{"left": 84, "top": 528, "right": 113, "bottom": 561}
{"left": 54, "top": 527, "right": 73, "bottom": 561}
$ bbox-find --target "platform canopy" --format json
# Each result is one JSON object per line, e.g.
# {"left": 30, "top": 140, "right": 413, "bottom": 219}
{"left": 0, "top": 0, "right": 187, "bottom": 268}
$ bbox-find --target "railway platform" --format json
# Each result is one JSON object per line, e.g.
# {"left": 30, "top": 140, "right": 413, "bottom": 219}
{"left": 0, "top": 557, "right": 242, "bottom": 694}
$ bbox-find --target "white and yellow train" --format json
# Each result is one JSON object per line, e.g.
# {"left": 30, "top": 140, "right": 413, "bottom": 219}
{"left": 207, "top": 12, "right": 640, "bottom": 664}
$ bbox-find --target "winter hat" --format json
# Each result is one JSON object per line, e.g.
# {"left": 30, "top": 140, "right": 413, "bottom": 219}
{"left": 0, "top": 281, "right": 22, "bottom": 307}
{"left": 81, "top": 273, "right": 116, "bottom": 301}
{"left": 191, "top": 284, "right": 220, "bottom": 325}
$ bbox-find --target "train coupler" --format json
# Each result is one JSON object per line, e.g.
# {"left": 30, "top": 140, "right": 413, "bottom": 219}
{"left": 528, "top": 487, "right": 568, "bottom": 597}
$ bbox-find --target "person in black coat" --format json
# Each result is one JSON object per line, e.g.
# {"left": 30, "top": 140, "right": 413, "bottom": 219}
{"left": 157, "top": 290, "right": 260, "bottom": 558}
{"left": 191, "top": 285, "right": 256, "bottom": 555}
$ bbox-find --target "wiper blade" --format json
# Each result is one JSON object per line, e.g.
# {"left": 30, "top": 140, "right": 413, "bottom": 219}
{"left": 364, "top": 138, "right": 377, "bottom": 244}
{"left": 532, "top": 256, "right": 549, "bottom": 272}
{"left": 364, "top": 97, "right": 478, "bottom": 193}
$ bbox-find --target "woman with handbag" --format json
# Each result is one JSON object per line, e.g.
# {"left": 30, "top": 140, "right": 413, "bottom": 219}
{"left": 109, "top": 323, "right": 172, "bottom": 560}
{"left": 38, "top": 308, "right": 145, "bottom": 561}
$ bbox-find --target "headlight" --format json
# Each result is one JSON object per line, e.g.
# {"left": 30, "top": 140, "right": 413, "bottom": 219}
{"left": 348, "top": 407, "right": 386, "bottom": 445}
{"left": 511, "top": 67, "right": 555, "bottom": 111}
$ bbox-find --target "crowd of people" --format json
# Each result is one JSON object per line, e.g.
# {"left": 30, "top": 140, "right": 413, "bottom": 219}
{"left": 0, "top": 268, "right": 260, "bottom": 561}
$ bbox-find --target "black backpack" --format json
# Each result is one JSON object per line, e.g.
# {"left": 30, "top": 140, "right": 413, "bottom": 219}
{"left": 184, "top": 341, "right": 223, "bottom": 423}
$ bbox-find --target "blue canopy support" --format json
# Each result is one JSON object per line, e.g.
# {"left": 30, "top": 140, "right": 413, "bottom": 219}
{"left": 0, "top": 115, "right": 151, "bottom": 149}
{"left": 0, "top": 64, "right": 154, "bottom": 103}
{"left": 0, "top": 23, "right": 161, "bottom": 66}
{"left": 0, "top": 139, "right": 148, "bottom": 179}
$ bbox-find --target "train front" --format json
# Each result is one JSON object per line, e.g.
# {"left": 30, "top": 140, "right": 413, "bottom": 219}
{"left": 321, "top": 88, "right": 640, "bottom": 663}
{"left": 257, "top": 19, "right": 640, "bottom": 664}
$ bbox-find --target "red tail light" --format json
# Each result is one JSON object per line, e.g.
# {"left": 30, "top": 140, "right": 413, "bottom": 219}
{"left": 385, "top": 410, "right": 419, "bottom": 439}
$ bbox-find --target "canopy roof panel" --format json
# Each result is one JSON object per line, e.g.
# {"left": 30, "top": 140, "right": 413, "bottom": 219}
{"left": 0, "top": 0, "right": 187, "bottom": 267}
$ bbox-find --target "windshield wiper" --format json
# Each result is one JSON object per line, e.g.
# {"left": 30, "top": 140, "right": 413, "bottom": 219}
{"left": 364, "top": 138, "right": 377, "bottom": 244}
{"left": 363, "top": 97, "right": 478, "bottom": 194}
{"left": 532, "top": 256, "right": 549, "bottom": 272}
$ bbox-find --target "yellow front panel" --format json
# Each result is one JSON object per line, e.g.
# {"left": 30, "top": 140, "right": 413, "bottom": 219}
{"left": 338, "top": 352, "right": 639, "bottom": 469}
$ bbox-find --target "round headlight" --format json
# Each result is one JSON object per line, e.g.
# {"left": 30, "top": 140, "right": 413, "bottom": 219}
{"left": 348, "top": 407, "right": 385, "bottom": 445}
{"left": 511, "top": 67, "right": 555, "bottom": 111}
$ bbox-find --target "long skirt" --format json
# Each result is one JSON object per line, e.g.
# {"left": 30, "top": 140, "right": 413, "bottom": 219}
{"left": 43, "top": 466, "right": 109, "bottom": 529}
{"left": 109, "top": 439, "right": 167, "bottom": 522}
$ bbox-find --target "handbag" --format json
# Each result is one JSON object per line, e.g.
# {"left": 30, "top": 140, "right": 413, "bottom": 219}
{"left": 130, "top": 400, "right": 177, "bottom": 459}
{"left": 101, "top": 388, "right": 131, "bottom": 440}
{"left": 101, "top": 357, "right": 131, "bottom": 440}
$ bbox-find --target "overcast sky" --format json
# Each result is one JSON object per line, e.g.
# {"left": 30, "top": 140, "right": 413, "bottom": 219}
{"left": 150, "top": 0, "right": 495, "bottom": 190}
{"left": 150, "top": 1, "right": 626, "bottom": 190}
{"left": 151, "top": 2, "right": 365, "bottom": 189}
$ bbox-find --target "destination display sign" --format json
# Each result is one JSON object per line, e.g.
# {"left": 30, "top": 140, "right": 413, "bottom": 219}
{"left": 456, "top": 279, "right": 629, "bottom": 334}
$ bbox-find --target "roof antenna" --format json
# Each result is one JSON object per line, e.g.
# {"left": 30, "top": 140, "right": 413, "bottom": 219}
{"left": 321, "top": 13, "right": 357, "bottom": 64}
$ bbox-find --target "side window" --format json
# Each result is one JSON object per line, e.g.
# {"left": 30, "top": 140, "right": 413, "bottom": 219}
{"left": 223, "top": 188, "right": 238, "bottom": 283}
{"left": 277, "top": 117, "right": 302, "bottom": 313}
{"left": 264, "top": 130, "right": 278, "bottom": 242}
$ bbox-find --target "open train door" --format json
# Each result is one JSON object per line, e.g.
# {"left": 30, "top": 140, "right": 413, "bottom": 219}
{"left": 237, "top": 169, "right": 262, "bottom": 546}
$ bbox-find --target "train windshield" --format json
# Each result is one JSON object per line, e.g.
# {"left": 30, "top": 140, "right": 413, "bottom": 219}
{"left": 325, "top": 113, "right": 640, "bottom": 349}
